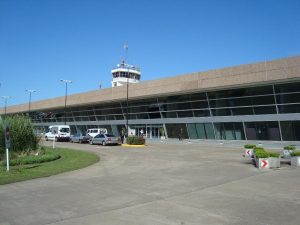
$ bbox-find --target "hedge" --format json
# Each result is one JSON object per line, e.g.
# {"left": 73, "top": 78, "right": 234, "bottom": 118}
{"left": 254, "top": 147, "right": 270, "bottom": 158}
{"left": 269, "top": 152, "right": 280, "bottom": 158}
{"left": 291, "top": 151, "right": 300, "bottom": 157}
{"left": 3, "top": 152, "right": 61, "bottom": 166}
{"left": 126, "top": 136, "right": 145, "bottom": 145}
{"left": 244, "top": 144, "right": 256, "bottom": 149}
{"left": 284, "top": 145, "right": 296, "bottom": 151}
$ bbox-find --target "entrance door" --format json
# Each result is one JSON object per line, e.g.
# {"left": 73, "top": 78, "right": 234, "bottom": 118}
{"left": 146, "top": 125, "right": 164, "bottom": 139}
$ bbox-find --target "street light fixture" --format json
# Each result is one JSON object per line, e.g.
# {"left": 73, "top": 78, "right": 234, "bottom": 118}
{"left": 25, "top": 89, "right": 37, "bottom": 114}
{"left": 1, "top": 96, "right": 12, "bottom": 116}
{"left": 60, "top": 79, "right": 72, "bottom": 125}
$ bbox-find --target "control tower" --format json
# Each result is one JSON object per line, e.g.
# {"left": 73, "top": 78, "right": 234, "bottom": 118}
{"left": 111, "top": 60, "right": 141, "bottom": 87}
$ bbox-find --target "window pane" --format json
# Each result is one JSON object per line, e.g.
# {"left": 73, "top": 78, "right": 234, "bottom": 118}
{"left": 245, "top": 121, "right": 280, "bottom": 140}
{"left": 252, "top": 95, "right": 275, "bottom": 105}
{"left": 136, "top": 113, "right": 149, "bottom": 119}
{"left": 196, "top": 123, "right": 207, "bottom": 139}
{"left": 253, "top": 106, "right": 276, "bottom": 115}
{"left": 213, "top": 122, "right": 245, "bottom": 140}
{"left": 177, "top": 110, "right": 193, "bottom": 118}
{"left": 187, "top": 124, "right": 198, "bottom": 139}
{"left": 194, "top": 110, "right": 210, "bottom": 117}
{"left": 204, "top": 123, "right": 215, "bottom": 139}
{"left": 278, "top": 104, "right": 300, "bottom": 113}
{"left": 230, "top": 97, "right": 253, "bottom": 107}
{"left": 232, "top": 107, "right": 254, "bottom": 115}
{"left": 161, "top": 111, "right": 177, "bottom": 118}
{"left": 165, "top": 124, "right": 188, "bottom": 139}
{"left": 276, "top": 93, "right": 300, "bottom": 104}
{"left": 280, "top": 121, "right": 300, "bottom": 141}
{"left": 275, "top": 82, "right": 300, "bottom": 94}
{"left": 189, "top": 93, "right": 207, "bottom": 101}
{"left": 191, "top": 101, "right": 209, "bottom": 109}
{"left": 208, "top": 86, "right": 273, "bottom": 99}
{"left": 149, "top": 112, "right": 161, "bottom": 119}
{"left": 212, "top": 108, "right": 232, "bottom": 116}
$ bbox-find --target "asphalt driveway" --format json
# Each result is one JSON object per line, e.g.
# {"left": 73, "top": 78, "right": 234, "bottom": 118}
{"left": 0, "top": 141, "right": 299, "bottom": 225}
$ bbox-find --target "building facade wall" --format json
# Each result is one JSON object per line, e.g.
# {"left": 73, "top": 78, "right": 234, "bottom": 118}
{"left": 1, "top": 56, "right": 300, "bottom": 142}
{"left": 22, "top": 81, "right": 300, "bottom": 141}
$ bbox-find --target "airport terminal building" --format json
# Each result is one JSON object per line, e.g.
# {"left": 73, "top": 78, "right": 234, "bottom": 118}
{"left": 1, "top": 56, "right": 300, "bottom": 141}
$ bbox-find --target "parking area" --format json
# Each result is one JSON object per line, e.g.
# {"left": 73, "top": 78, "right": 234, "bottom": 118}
{"left": 0, "top": 141, "right": 300, "bottom": 225}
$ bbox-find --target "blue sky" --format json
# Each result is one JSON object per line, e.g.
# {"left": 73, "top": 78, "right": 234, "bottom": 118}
{"left": 0, "top": 0, "right": 300, "bottom": 106}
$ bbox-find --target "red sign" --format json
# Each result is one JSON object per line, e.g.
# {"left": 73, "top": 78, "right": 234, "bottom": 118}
{"left": 261, "top": 159, "right": 268, "bottom": 168}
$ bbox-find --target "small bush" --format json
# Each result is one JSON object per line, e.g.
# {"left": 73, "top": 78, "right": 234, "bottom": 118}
{"left": 291, "top": 151, "right": 300, "bottom": 157}
{"left": 253, "top": 147, "right": 265, "bottom": 153}
{"left": 255, "top": 151, "right": 270, "bottom": 158}
{"left": 284, "top": 145, "right": 296, "bottom": 151}
{"left": 244, "top": 144, "right": 256, "bottom": 149}
{"left": 269, "top": 152, "right": 280, "bottom": 158}
{"left": 127, "top": 136, "right": 145, "bottom": 145}
{"left": 254, "top": 147, "right": 269, "bottom": 158}
{"left": 4, "top": 152, "right": 61, "bottom": 166}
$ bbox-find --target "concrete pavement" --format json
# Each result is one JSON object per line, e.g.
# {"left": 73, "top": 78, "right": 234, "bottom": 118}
{"left": 0, "top": 141, "right": 299, "bottom": 225}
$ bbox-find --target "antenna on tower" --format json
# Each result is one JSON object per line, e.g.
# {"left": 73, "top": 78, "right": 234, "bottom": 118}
{"left": 123, "top": 43, "right": 128, "bottom": 64}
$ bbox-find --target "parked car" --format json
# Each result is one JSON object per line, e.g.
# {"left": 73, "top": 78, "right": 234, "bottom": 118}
{"left": 45, "top": 125, "right": 70, "bottom": 141}
{"left": 86, "top": 128, "right": 108, "bottom": 138}
{"left": 89, "top": 133, "right": 121, "bottom": 146}
{"left": 70, "top": 133, "right": 90, "bottom": 144}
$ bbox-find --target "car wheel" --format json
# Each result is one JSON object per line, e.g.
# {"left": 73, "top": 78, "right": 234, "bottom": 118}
{"left": 89, "top": 140, "right": 93, "bottom": 145}
{"left": 45, "top": 136, "right": 48, "bottom": 141}
{"left": 102, "top": 141, "right": 106, "bottom": 146}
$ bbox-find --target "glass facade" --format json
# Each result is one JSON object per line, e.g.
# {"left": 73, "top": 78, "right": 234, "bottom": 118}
{"left": 22, "top": 81, "right": 300, "bottom": 141}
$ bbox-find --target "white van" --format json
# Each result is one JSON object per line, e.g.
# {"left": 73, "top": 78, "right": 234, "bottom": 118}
{"left": 45, "top": 125, "right": 71, "bottom": 141}
{"left": 87, "top": 128, "right": 107, "bottom": 138}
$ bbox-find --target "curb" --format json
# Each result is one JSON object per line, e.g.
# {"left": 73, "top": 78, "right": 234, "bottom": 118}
{"left": 121, "top": 144, "right": 146, "bottom": 148}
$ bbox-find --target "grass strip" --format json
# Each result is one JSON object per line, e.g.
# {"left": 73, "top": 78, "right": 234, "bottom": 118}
{"left": 0, "top": 147, "right": 99, "bottom": 185}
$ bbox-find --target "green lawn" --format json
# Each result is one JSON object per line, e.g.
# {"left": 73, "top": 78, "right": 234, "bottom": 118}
{"left": 0, "top": 147, "right": 99, "bottom": 185}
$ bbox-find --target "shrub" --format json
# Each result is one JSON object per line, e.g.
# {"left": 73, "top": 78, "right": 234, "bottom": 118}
{"left": 253, "top": 147, "right": 265, "bottom": 153}
{"left": 291, "top": 151, "right": 300, "bottom": 157}
{"left": 3, "top": 152, "right": 61, "bottom": 166}
{"left": 253, "top": 147, "right": 269, "bottom": 158}
{"left": 127, "top": 136, "right": 145, "bottom": 145}
{"left": 0, "top": 115, "right": 38, "bottom": 154}
{"left": 284, "top": 145, "right": 296, "bottom": 151}
{"left": 255, "top": 150, "right": 270, "bottom": 158}
{"left": 244, "top": 144, "right": 256, "bottom": 149}
{"left": 269, "top": 152, "right": 280, "bottom": 158}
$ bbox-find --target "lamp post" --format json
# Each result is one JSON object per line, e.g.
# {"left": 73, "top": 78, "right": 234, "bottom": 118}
{"left": 60, "top": 79, "right": 72, "bottom": 125}
{"left": 25, "top": 89, "right": 37, "bottom": 114}
{"left": 124, "top": 43, "right": 129, "bottom": 136}
{"left": 126, "top": 71, "right": 129, "bottom": 136}
{"left": 1, "top": 96, "right": 12, "bottom": 116}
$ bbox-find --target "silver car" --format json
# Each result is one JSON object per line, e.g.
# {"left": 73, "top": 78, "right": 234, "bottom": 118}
{"left": 89, "top": 133, "right": 121, "bottom": 146}
{"left": 70, "top": 133, "right": 90, "bottom": 144}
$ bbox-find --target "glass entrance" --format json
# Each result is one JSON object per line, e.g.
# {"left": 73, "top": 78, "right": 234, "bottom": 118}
{"left": 131, "top": 124, "right": 165, "bottom": 139}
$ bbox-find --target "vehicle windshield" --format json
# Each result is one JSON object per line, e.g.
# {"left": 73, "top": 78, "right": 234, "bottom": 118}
{"left": 60, "top": 128, "right": 70, "bottom": 133}
{"left": 105, "top": 134, "right": 115, "bottom": 137}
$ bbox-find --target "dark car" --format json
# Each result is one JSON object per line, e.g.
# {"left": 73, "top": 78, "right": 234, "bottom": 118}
{"left": 70, "top": 133, "right": 90, "bottom": 144}
{"left": 89, "top": 133, "right": 121, "bottom": 146}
